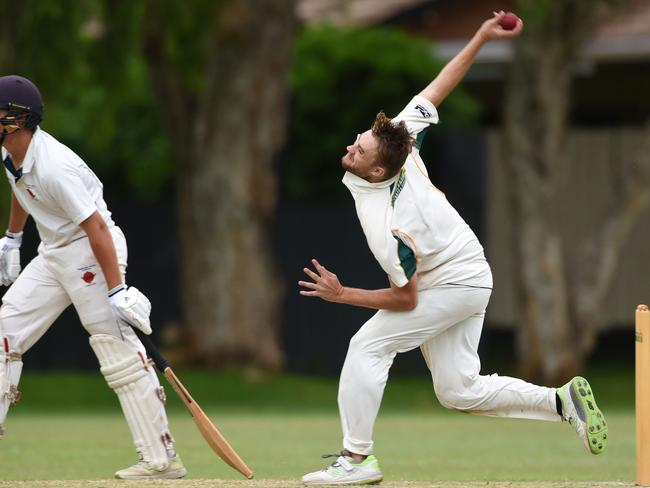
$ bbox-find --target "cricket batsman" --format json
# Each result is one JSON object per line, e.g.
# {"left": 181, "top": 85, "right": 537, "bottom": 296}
{"left": 299, "top": 12, "right": 607, "bottom": 485}
{"left": 0, "top": 75, "right": 186, "bottom": 479}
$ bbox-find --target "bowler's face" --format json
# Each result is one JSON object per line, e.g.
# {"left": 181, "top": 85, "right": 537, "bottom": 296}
{"left": 341, "top": 130, "right": 379, "bottom": 180}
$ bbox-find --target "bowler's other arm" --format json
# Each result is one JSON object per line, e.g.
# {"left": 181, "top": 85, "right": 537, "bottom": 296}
{"left": 299, "top": 259, "right": 418, "bottom": 311}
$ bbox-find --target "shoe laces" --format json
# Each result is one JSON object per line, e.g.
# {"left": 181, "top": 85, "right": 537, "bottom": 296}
{"left": 321, "top": 450, "right": 354, "bottom": 472}
{"left": 321, "top": 449, "right": 352, "bottom": 459}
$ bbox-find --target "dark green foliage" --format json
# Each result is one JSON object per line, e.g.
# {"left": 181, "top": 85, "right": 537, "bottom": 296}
{"left": 7, "top": 1, "right": 96, "bottom": 91}
{"left": 142, "top": 0, "right": 223, "bottom": 96}
{"left": 284, "top": 26, "right": 479, "bottom": 200}
{"left": 45, "top": 55, "right": 174, "bottom": 200}
{"left": 0, "top": 0, "right": 174, "bottom": 201}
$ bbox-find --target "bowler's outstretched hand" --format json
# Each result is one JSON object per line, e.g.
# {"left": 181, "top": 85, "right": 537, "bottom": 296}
{"left": 478, "top": 11, "right": 524, "bottom": 41}
{"left": 299, "top": 259, "right": 344, "bottom": 303}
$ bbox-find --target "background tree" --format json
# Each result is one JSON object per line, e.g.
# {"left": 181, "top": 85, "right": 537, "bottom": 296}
{"left": 0, "top": 1, "right": 174, "bottom": 203}
{"left": 0, "top": 1, "right": 95, "bottom": 218}
{"left": 503, "top": 0, "right": 649, "bottom": 382}
{"left": 137, "top": 0, "right": 295, "bottom": 369}
{"left": 1, "top": 0, "right": 295, "bottom": 370}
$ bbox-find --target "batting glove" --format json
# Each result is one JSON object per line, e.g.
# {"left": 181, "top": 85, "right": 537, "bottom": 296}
{"left": 108, "top": 284, "right": 152, "bottom": 335}
{"left": 0, "top": 230, "right": 22, "bottom": 286}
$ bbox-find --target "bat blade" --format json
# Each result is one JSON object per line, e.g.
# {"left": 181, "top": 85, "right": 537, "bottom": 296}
{"left": 163, "top": 367, "right": 254, "bottom": 479}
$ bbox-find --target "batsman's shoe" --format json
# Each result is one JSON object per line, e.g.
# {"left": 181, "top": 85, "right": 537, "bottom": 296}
{"left": 114, "top": 456, "right": 187, "bottom": 480}
{"left": 302, "top": 451, "right": 382, "bottom": 485}
{"left": 557, "top": 376, "right": 607, "bottom": 455}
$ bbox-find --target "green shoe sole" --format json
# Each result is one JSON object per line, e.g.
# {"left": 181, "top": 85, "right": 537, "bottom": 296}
{"left": 571, "top": 376, "right": 607, "bottom": 454}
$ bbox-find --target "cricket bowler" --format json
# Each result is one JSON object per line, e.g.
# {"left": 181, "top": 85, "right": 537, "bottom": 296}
{"left": 0, "top": 75, "right": 186, "bottom": 479}
{"left": 299, "top": 12, "right": 607, "bottom": 485}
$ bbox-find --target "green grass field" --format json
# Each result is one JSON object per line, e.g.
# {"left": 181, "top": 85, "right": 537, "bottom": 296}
{"left": 0, "top": 368, "right": 636, "bottom": 487}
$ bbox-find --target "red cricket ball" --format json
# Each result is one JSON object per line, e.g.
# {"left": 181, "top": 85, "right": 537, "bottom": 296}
{"left": 499, "top": 12, "right": 519, "bottom": 31}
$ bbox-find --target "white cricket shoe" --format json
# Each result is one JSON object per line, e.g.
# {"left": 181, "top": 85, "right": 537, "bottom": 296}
{"left": 115, "top": 456, "right": 187, "bottom": 480}
{"left": 302, "top": 451, "right": 383, "bottom": 485}
{"left": 556, "top": 376, "right": 607, "bottom": 454}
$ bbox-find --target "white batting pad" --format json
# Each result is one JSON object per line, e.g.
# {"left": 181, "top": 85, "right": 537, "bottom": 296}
{"left": 0, "top": 350, "right": 23, "bottom": 432}
{"left": 89, "top": 334, "right": 170, "bottom": 469}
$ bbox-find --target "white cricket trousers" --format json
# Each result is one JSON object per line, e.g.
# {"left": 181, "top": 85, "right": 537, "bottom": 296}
{"left": 338, "top": 285, "right": 560, "bottom": 455}
{"left": 1, "top": 227, "right": 145, "bottom": 351}
{"left": 0, "top": 227, "right": 168, "bottom": 427}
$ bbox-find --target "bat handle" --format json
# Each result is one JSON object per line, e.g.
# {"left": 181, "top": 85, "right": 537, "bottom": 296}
{"left": 133, "top": 328, "right": 170, "bottom": 372}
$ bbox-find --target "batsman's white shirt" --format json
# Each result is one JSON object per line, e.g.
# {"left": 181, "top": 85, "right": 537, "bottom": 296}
{"left": 2, "top": 128, "right": 114, "bottom": 248}
{"left": 0, "top": 127, "right": 132, "bottom": 346}
{"left": 342, "top": 95, "right": 492, "bottom": 290}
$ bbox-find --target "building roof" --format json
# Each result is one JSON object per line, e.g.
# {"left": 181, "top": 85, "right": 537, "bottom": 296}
{"left": 588, "top": 0, "right": 650, "bottom": 61}
{"left": 297, "top": 0, "right": 650, "bottom": 62}
{"left": 297, "top": 0, "right": 431, "bottom": 27}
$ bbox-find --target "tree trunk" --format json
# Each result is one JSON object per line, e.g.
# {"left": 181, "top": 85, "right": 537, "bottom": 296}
{"left": 143, "top": 0, "right": 295, "bottom": 370}
{"left": 504, "top": 0, "right": 604, "bottom": 383}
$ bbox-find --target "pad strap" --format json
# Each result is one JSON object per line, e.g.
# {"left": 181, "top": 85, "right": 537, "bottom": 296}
{"left": 0, "top": 346, "right": 23, "bottom": 429}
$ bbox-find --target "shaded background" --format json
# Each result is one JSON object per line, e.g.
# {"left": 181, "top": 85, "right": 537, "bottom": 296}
{"left": 1, "top": 0, "right": 649, "bottom": 384}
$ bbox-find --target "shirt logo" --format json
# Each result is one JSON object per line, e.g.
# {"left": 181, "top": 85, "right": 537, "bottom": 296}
{"left": 415, "top": 104, "right": 431, "bottom": 118}
{"left": 78, "top": 264, "right": 98, "bottom": 286}
{"left": 25, "top": 186, "right": 37, "bottom": 199}
{"left": 390, "top": 170, "right": 406, "bottom": 207}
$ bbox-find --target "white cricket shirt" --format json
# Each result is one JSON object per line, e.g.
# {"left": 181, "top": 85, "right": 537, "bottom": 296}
{"left": 343, "top": 95, "right": 492, "bottom": 290}
{"left": 2, "top": 128, "right": 114, "bottom": 249}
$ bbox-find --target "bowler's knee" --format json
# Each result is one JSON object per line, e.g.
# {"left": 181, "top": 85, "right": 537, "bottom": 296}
{"left": 338, "top": 335, "right": 382, "bottom": 400}
{"left": 341, "top": 336, "right": 372, "bottom": 380}
{"left": 435, "top": 378, "right": 480, "bottom": 412}
{"left": 345, "top": 332, "right": 373, "bottom": 363}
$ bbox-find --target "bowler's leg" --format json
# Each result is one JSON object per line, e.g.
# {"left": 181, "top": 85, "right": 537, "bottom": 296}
{"left": 423, "top": 309, "right": 608, "bottom": 453}
{"left": 422, "top": 310, "right": 559, "bottom": 421}
{"left": 337, "top": 312, "right": 398, "bottom": 456}
{"left": 303, "top": 285, "right": 493, "bottom": 486}
{"left": 339, "top": 285, "right": 494, "bottom": 455}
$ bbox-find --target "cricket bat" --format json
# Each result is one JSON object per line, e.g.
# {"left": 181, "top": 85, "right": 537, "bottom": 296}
{"left": 134, "top": 330, "right": 254, "bottom": 479}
